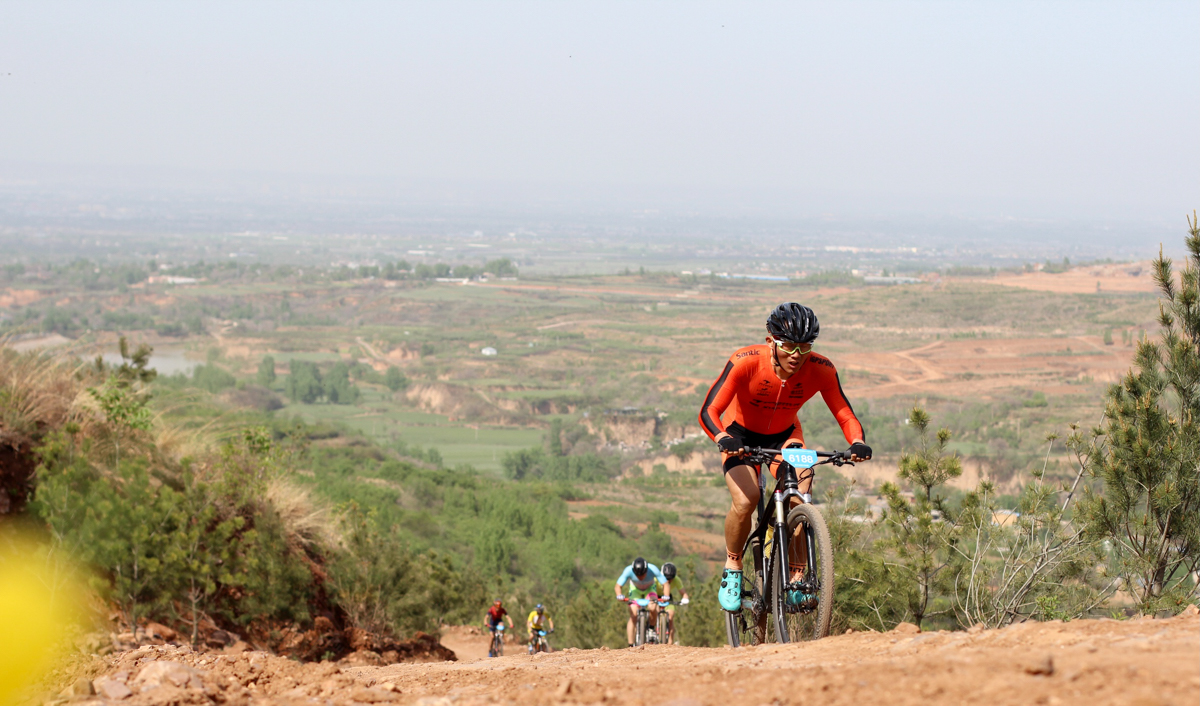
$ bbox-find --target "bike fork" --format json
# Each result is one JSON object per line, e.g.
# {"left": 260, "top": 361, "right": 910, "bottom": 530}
{"left": 772, "top": 492, "right": 788, "bottom": 574}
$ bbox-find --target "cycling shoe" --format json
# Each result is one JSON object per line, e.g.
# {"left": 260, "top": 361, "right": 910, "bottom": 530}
{"left": 718, "top": 569, "right": 744, "bottom": 611}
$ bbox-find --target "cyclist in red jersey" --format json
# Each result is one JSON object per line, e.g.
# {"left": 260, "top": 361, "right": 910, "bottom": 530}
{"left": 484, "top": 599, "right": 513, "bottom": 632}
{"left": 699, "top": 303, "right": 872, "bottom": 611}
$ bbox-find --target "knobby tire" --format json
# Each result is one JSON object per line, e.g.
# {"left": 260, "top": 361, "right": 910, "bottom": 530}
{"left": 772, "top": 503, "right": 834, "bottom": 642}
{"left": 656, "top": 609, "right": 670, "bottom": 644}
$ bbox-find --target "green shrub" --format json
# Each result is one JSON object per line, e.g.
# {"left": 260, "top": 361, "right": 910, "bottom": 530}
{"left": 286, "top": 361, "right": 323, "bottom": 403}
{"left": 192, "top": 364, "right": 236, "bottom": 393}
{"left": 324, "top": 362, "right": 360, "bottom": 404}
{"left": 32, "top": 429, "right": 321, "bottom": 637}
{"left": 385, "top": 366, "right": 408, "bottom": 392}
{"left": 257, "top": 356, "right": 277, "bottom": 387}
{"left": 1023, "top": 391, "right": 1049, "bottom": 408}
{"left": 502, "top": 447, "right": 619, "bottom": 482}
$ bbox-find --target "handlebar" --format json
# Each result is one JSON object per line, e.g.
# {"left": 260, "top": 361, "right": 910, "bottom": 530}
{"left": 736, "top": 446, "right": 855, "bottom": 466}
{"left": 621, "top": 596, "right": 670, "bottom": 608}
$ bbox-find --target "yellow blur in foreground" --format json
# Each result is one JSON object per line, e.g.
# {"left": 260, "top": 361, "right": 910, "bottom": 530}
{"left": 0, "top": 536, "right": 86, "bottom": 705}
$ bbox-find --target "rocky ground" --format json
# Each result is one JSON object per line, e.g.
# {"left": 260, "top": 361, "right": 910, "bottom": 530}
{"left": 44, "top": 610, "right": 1199, "bottom": 706}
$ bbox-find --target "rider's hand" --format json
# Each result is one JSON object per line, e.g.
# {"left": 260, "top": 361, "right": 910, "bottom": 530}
{"left": 849, "top": 441, "right": 872, "bottom": 462}
{"left": 680, "top": 597, "right": 690, "bottom": 606}
{"left": 616, "top": 593, "right": 625, "bottom": 601}
{"left": 716, "top": 434, "right": 743, "bottom": 454}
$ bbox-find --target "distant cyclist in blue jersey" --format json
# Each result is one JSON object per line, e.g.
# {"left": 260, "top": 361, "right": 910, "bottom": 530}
{"left": 613, "top": 557, "right": 671, "bottom": 647}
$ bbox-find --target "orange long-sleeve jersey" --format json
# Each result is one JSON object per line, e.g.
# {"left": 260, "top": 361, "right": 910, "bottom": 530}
{"left": 698, "top": 345, "right": 864, "bottom": 446}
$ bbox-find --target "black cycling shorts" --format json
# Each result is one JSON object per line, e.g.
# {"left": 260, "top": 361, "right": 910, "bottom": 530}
{"left": 721, "top": 422, "right": 798, "bottom": 474}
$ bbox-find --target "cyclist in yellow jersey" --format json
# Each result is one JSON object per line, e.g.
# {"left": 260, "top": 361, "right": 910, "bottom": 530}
{"left": 526, "top": 604, "right": 554, "bottom": 652}
{"left": 656, "top": 563, "right": 690, "bottom": 644}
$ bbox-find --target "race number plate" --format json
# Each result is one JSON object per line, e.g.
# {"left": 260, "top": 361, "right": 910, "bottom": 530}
{"left": 781, "top": 448, "right": 818, "bottom": 469}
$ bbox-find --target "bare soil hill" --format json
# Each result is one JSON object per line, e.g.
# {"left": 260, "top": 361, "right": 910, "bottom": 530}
{"left": 60, "top": 612, "right": 1198, "bottom": 706}
{"left": 978, "top": 262, "right": 1160, "bottom": 295}
{"left": 839, "top": 335, "right": 1137, "bottom": 400}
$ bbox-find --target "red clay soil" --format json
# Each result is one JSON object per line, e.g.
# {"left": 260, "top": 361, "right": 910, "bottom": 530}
{"left": 65, "top": 611, "right": 1198, "bottom": 706}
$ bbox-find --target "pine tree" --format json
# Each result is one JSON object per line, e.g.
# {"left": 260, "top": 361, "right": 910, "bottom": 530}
{"left": 879, "top": 406, "right": 963, "bottom": 629}
{"left": 1076, "top": 214, "right": 1200, "bottom": 613}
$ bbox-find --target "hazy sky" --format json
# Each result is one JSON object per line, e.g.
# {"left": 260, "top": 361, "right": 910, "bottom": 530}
{"left": 1, "top": 1, "right": 1196, "bottom": 219}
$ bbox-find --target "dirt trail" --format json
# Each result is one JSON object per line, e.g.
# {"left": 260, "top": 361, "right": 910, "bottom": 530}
{"left": 65, "top": 613, "right": 1198, "bottom": 706}
{"left": 858, "top": 339, "right": 947, "bottom": 393}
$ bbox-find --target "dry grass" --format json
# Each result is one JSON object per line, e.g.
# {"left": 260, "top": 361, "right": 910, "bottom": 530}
{"left": 266, "top": 477, "right": 340, "bottom": 549}
{"left": 1, "top": 344, "right": 341, "bottom": 552}
{"left": 149, "top": 416, "right": 220, "bottom": 466}
{"left": 0, "top": 347, "right": 94, "bottom": 443}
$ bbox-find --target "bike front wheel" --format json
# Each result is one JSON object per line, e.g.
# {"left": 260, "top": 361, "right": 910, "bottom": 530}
{"left": 771, "top": 503, "right": 834, "bottom": 642}
{"left": 635, "top": 610, "right": 648, "bottom": 646}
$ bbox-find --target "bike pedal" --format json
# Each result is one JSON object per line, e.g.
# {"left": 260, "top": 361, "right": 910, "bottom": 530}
{"left": 740, "top": 599, "right": 754, "bottom": 611}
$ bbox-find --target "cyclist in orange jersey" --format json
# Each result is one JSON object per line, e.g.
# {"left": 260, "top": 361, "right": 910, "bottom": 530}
{"left": 699, "top": 303, "right": 872, "bottom": 611}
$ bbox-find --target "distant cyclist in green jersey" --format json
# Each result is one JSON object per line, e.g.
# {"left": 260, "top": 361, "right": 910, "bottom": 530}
{"left": 656, "top": 562, "right": 690, "bottom": 644}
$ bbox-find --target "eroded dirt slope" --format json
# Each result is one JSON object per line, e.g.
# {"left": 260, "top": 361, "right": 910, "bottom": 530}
{"left": 60, "top": 612, "right": 1198, "bottom": 706}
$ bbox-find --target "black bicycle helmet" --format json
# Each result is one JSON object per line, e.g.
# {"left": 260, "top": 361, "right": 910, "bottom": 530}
{"left": 766, "top": 303, "right": 820, "bottom": 344}
{"left": 661, "top": 562, "right": 676, "bottom": 581}
{"left": 633, "top": 557, "right": 647, "bottom": 577}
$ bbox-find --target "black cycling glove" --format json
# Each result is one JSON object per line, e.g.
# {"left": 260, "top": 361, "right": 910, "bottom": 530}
{"left": 717, "top": 435, "right": 743, "bottom": 454}
{"left": 849, "top": 441, "right": 873, "bottom": 460}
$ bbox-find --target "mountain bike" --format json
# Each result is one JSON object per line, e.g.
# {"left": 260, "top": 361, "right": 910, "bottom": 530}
{"left": 527, "top": 628, "right": 552, "bottom": 654}
{"left": 655, "top": 600, "right": 671, "bottom": 645}
{"left": 623, "top": 594, "right": 668, "bottom": 646}
{"left": 723, "top": 446, "right": 851, "bottom": 647}
{"left": 488, "top": 623, "right": 506, "bottom": 657}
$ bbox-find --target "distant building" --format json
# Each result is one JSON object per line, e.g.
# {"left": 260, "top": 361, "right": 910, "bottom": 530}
{"left": 481, "top": 347, "right": 498, "bottom": 356}
{"left": 863, "top": 276, "right": 923, "bottom": 285}
{"left": 148, "top": 275, "right": 199, "bottom": 285}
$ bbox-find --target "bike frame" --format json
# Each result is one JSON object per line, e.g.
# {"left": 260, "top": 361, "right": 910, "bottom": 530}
{"left": 529, "top": 629, "right": 549, "bottom": 653}
{"left": 489, "top": 623, "right": 506, "bottom": 657}
{"left": 738, "top": 448, "right": 842, "bottom": 613}
{"left": 628, "top": 597, "right": 668, "bottom": 645}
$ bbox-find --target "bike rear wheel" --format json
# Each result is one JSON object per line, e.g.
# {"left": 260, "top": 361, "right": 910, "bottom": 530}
{"left": 724, "top": 542, "right": 771, "bottom": 647}
{"left": 771, "top": 503, "right": 834, "bottom": 642}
